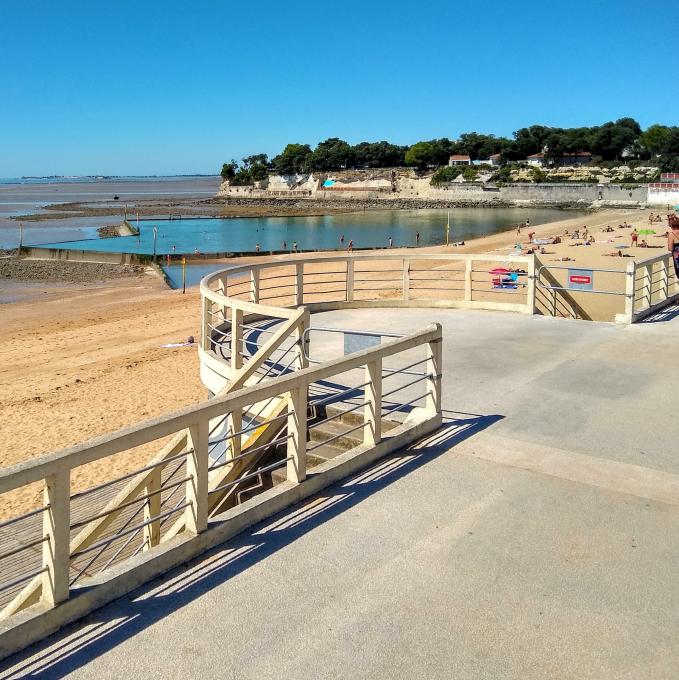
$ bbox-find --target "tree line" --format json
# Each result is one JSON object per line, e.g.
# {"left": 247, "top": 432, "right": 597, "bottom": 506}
{"left": 221, "top": 119, "right": 679, "bottom": 181}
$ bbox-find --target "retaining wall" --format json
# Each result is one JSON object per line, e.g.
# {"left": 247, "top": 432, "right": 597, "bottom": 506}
{"left": 22, "top": 247, "right": 140, "bottom": 265}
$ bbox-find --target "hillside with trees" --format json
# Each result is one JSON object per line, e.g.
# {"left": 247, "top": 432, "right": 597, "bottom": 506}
{"left": 221, "top": 119, "right": 679, "bottom": 181}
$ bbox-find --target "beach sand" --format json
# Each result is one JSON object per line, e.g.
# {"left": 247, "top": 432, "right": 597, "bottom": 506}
{"left": 0, "top": 206, "right": 672, "bottom": 518}
{"left": 0, "top": 275, "right": 205, "bottom": 518}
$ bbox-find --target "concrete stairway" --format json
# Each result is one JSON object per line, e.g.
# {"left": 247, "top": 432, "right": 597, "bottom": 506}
{"left": 235, "top": 405, "right": 399, "bottom": 500}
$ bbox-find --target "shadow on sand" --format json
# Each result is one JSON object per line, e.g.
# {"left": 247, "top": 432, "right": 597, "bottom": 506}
{"left": 0, "top": 410, "right": 502, "bottom": 679}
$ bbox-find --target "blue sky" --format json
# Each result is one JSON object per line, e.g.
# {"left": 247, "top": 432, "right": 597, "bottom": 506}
{"left": 1, "top": 0, "right": 677, "bottom": 176}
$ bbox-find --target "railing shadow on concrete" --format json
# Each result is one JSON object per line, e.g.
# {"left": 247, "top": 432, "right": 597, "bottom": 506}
{"left": 637, "top": 302, "right": 679, "bottom": 324}
{"left": 0, "top": 411, "right": 502, "bottom": 680}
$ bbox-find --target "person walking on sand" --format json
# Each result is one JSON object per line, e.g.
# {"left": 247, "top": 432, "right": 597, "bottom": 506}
{"left": 347, "top": 239, "right": 354, "bottom": 252}
{"left": 631, "top": 229, "right": 639, "bottom": 247}
{"left": 282, "top": 240, "right": 287, "bottom": 250}
{"left": 255, "top": 243, "right": 260, "bottom": 253}
{"left": 340, "top": 234, "right": 345, "bottom": 247}
{"left": 388, "top": 236, "right": 393, "bottom": 248}
{"left": 668, "top": 219, "right": 679, "bottom": 279}
{"left": 517, "top": 223, "right": 522, "bottom": 236}
{"left": 292, "top": 241, "right": 298, "bottom": 252}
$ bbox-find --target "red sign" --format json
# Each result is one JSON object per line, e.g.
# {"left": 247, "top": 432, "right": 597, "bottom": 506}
{"left": 570, "top": 275, "right": 591, "bottom": 285}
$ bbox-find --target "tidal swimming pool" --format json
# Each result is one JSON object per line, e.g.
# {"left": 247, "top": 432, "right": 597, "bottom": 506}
{"left": 36, "top": 208, "right": 585, "bottom": 256}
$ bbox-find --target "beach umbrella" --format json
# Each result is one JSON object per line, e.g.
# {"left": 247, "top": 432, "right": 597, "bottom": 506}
{"left": 489, "top": 267, "right": 510, "bottom": 274}
{"left": 614, "top": 244, "right": 629, "bottom": 249}
{"left": 638, "top": 229, "right": 656, "bottom": 235}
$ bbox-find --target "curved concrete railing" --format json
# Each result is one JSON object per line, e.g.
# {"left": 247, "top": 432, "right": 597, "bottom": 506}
{"left": 199, "top": 251, "right": 535, "bottom": 390}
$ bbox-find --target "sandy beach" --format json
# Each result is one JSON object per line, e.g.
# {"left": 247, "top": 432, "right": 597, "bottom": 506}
{"left": 0, "top": 206, "right": 671, "bottom": 518}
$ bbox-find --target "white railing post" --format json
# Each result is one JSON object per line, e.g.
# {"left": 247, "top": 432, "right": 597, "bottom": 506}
{"left": 232, "top": 306, "right": 243, "bottom": 371}
{"left": 425, "top": 324, "right": 443, "bottom": 415}
{"left": 661, "top": 256, "right": 669, "bottom": 302}
{"left": 364, "top": 358, "right": 382, "bottom": 446}
{"left": 464, "top": 258, "right": 473, "bottom": 302}
{"left": 250, "top": 268, "right": 260, "bottom": 304}
{"left": 623, "top": 260, "right": 636, "bottom": 322}
{"left": 286, "top": 384, "right": 307, "bottom": 483}
{"left": 143, "top": 467, "right": 161, "bottom": 550}
{"left": 185, "top": 419, "right": 208, "bottom": 535}
{"left": 295, "top": 308, "right": 310, "bottom": 370}
{"left": 644, "top": 264, "right": 652, "bottom": 310}
{"left": 295, "top": 262, "right": 304, "bottom": 306}
{"left": 42, "top": 471, "right": 70, "bottom": 606}
{"left": 228, "top": 405, "right": 242, "bottom": 462}
{"left": 201, "top": 295, "right": 212, "bottom": 351}
{"left": 402, "top": 259, "right": 410, "bottom": 301}
{"left": 526, "top": 255, "right": 536, "bottom": 314}
{"left": 346, "top": 258, "right": 354, "bottom": 302}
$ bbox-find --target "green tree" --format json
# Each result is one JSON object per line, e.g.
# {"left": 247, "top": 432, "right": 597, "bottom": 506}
{"left": 590, "top": 119, "right": 640, "bottom": 160}
{"left": 639, "top": 124, "right": 671, "bottom": 157}
{"left": 271, "top": 143, "right": 313, "bottom": 175}
{"left": 530, "top": 167, "right": 548, "bottom": 183}
{"left": 461, "top": 166, "right": 479, "bottom": 181}
{"left": 405, "top": 141, "right": 437, "bottom": 169}
{"left": 249, "top": 162, "right": 268, "bottom": 182}
{"left": 308, "top": 138, "right": 354, "bottom": 171}
{"left": 242, "top": 153, "right": 269, "bottom": 169}
{"left": 658, "top": 127, "right": 679, "bottom": 172}
{"left": 353, "top": 141, "right": 407, "bottom": 167}
{"left": 220, "top": 160, "right": 238, "bottom": 180}
{"left": 431, "top": 166, "right": 463, "bottom": 184}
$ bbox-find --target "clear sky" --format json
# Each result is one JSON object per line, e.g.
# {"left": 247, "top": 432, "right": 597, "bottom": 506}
{"left": 1, "top": 0, "right": 677, "bottom": 177}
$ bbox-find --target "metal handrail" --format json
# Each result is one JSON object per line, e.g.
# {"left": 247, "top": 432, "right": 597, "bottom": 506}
{"left": 70, "top": 476, "right": 192, "bottom": 531}
{"left": 70, "top": 502, "right": 192, "bottom": 560}
{"left": 208, "top": 458, "right": 293, "bottom": 496}
{"left": 70, "top": 450, "right": 191, "bottom": 501}
{"left": 0, "top": 537, "right": 48, "bottom": 563}
{"left": 0, "top": 505, "right": 50, "bottom": 531}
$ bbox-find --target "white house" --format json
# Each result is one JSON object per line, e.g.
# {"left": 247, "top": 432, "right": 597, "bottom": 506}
{"left": 448, "top": 154, "right": 471, "bottom": 166}
{"left": 526, "top": 153, "right": 545, "bottom": 167}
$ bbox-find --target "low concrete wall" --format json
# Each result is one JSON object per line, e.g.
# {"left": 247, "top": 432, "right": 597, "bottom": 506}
{"left": 23, "top": 247, "right": 141, "bottom": 265}
{"left": 647, "top": 187, "right": 679, "bottom": 207}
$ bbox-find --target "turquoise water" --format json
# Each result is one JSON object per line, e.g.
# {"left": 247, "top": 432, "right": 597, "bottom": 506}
{"left": 163, "top": 263, "right": 231, "bottom": 288}
{"left": 37, "top": 208, "right": 583, "bottom": 256}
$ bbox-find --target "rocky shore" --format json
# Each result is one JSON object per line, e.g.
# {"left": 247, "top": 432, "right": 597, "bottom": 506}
{"left": 0, "top": 258, "right": 146, "bottom": 283}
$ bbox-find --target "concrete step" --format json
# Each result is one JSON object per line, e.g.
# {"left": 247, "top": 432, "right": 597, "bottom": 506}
{"left": 321, "top": 404, "right": 400, "bottom": 432}
{"left": 308, "top": 418, "right": 363, "bottom": 451}
{"left": 239, "top": 404, "right": 401, "bottom": 495}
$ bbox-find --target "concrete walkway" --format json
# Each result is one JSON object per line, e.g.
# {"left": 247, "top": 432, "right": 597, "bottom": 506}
{"left": 3, "top": 306, "right": 679, "bottom": 679}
